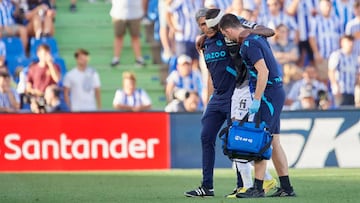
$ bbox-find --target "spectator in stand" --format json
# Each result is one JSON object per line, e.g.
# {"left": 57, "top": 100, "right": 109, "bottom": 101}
{"left": 165, "top": 90, "right": 200, "bottom": 112}
{"left": 0, "top": 0, "right": 28, "bottom": 50}
{"left": 285, "top": 66, "right": 328, "bottom": 110}
{"left": 0, "top": 70, "right": 20, "bottom": 112}
{"left": 290, "top": 83, "right": 317, "bottom": 110}
{"left": 285, "top": 0, "right": 318, "bottom": 67}
{"left": 158, "top": 0, "right": 175, "bottom": 63}
{"left": 165, "top": 54, "right": 204, "bottom": 110}
{"left": 345, "top": 0, "right": 360, "bottom": 63}
{"left": 26, "top": 44, "right": 61, "bottom": 97}
{"left": 22, "top": 0, "right": 56, "bottom": 39}
{"left": 309, "top": 0, "right": 342, "bottom": 83}
{"left": 259, "top": 0, "right": 299, "bottom": 43}
{"left": 328, "top": 35, "right": 359, "bottom": 108}
{"left": 332, "top": 0, "right": 354, "bottom": 34}
{"left": 282, "top": 64, "right": 303, "bottom": 96}
{"left": 30, "top": 84, "right": 69, "bottom": 113}
{"left": 167, "top": 0, "right": 203, "bottom": 70}
{"left": 355, "top": 75, "right": 360, "bottom": 108}
{"left": 204, "top": 0, "right": 232, "bottom": 11}
{"left": 270, "top": 24, "right": 299, "bottom": 76}
{"left": 109, "top": 0, "right": 147, "bottom": 67}
{"left": 113, "top": 71, "right": 152, "bottom": 112}
{"left": 63, "top": 48, "right": 101, "bottom": 112}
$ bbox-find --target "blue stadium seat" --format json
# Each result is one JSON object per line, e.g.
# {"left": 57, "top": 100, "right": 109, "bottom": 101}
{"left": 30, "top": 37, "right": 59, "bottom": 59}
{"left": 6, "top": 57, "right": 31, "bottom": 83}
{"left": 2, "top": 37, "right": 26, "bottom": 60}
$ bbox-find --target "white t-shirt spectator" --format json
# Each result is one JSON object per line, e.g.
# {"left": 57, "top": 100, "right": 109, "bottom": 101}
{"left": 109, "top": 0, "right": 144, "bottom": 20}
{"left": 63, "top": 67, "right": 101, "bottom": 112}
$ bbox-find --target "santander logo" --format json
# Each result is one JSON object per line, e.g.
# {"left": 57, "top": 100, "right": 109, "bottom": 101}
{"left": 2, "top": 133, "right": 160, "bottom": 161}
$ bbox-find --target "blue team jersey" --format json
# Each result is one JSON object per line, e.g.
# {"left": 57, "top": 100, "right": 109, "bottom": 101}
{"left": 203, "top": 32, "right": 236, "bottom": 101}
{"left": 240, "top": 34, "right": 282, "bottom": 93}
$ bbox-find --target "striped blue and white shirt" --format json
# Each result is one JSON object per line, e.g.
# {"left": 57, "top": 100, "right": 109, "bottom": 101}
{"left": 309, "top": 14, "right": 342, "bottom": 58}
{"left": 204, "top": 0, "right": 232, "bottom": 10}
{"left": 168, "top": 0, "right": 203, "bottom": 42}
{"left": 285, "top": 0, "right": 318, "bottom": 41}
{"left": 259, "top": 11, "right": 298, "bottom": 41}
{"left": 0, "top": 0, "right": 15, "bottom": 26}
{"left": 112, "top": 88, "right": 152, "bottom": 107}
{"left": 345, "top": 18, "right": 360, "bottom": 57}
{"left": 166, "top": 69, "right": 203, "bottom": 98}
{"left": 0, "top": 88, "right": 20, "bottom": 109}
{"left": 332, "top": 0, "right": 354, "bottom": 34}
{"left": 328, "top": 49, "right": 359, "bottom": 94}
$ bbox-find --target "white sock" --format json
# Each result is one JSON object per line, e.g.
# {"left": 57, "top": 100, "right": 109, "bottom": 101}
{"left": 236, "top": 162, "right": 253, "bottom": 188}
{"left": 112, "top": 57, "right": 119, "bottom": 62}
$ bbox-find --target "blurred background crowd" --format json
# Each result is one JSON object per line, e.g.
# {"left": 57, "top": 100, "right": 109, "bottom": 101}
{"left": 0, "top": 0, "right": 359, "bottom": 114}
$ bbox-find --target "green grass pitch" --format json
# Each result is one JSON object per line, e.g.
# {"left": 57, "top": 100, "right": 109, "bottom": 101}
{"left": 1, "top": 168, "right": 360, "bottom": 203}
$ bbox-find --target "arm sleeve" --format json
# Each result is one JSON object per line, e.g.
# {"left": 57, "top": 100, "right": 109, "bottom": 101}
{"left": 243, "top": 39, "right": 264, "bottom": 66}
{"left": 112, "top": 90, "right": 124, "bottom": 105}
{"left": 140, "top": 89, "right": 152, "bottom": 106}
{"left": 238, "top": 16, "right": 257, "bottom": 29}
{"left": 93, "top": 71, "right": 101, "bottom": 88}
{"left": 328, "top": 51, "right": 340, "bottom": 71}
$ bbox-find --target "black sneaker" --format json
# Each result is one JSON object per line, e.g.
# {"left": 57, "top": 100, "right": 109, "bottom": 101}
{"left": 184, "top": 186, "right": 214, "bottom": 197}
{"left": 236, "top": 187, "right": 265, "bottom": 198}
{"left": 69, "top": 4, "right": 77, "bottom": 12}
{"left": 110, "top": 60, "right": 119, "bottom": 67}
{"left": 268, "top": 187, "right": 296, "bottom": 197}
{"left": 135, "top": 59, "right": 146, "bottom": 67}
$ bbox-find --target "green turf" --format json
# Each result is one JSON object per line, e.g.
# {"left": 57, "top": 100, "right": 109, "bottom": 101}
{"left": 54, "top": 1, "right": 167, "bottom": 111}
{"left": 1, "top": 168, "right": 360, "bottom": 203}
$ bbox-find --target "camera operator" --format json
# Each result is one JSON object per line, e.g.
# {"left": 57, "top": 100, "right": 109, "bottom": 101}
{"left": 165, "top": 89, "right": 201, "bottom": 112}
{"left": 30, "top": 84, "right": 69, "bottom": 113}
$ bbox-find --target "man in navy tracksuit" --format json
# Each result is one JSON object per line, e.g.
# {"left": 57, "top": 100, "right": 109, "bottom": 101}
{"left": 219, "top": 13, "right": 296, "bottom": 198}
{"left": 184, "top": 9, "right": 237, "bottom": 197}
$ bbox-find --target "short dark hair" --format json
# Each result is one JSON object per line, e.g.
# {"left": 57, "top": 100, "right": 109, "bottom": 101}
{"left": 342, "top": 34, "right": 355, "bottom": 41}
{"left": 219, "top": 13, "right": 241, "bottom": 30}
{"left": 354, "top": 0, "right": 360, "bottom": 7}
{"left": 74, "top": 48, "right": 89, "bottom": 58}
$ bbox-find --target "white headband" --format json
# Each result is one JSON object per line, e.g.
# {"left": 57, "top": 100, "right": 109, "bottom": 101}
{"left": 205, "top": 10, "right": 224, "bottom": 28}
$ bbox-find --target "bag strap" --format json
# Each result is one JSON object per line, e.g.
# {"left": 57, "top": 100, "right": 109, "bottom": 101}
{"left": 257, "top": 134, "right": 273, "bottom": 156}
{"left": 239, "top": 112, "right": 262, "bottom": 128}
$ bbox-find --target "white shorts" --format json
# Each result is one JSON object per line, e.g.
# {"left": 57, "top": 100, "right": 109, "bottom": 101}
{"left": 231, "top": 81, "right": 252, "bottom": 120}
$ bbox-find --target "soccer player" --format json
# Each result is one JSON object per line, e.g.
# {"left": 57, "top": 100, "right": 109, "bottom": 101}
{"left": 219, "top": 13, "right": 296, "bottom": 198}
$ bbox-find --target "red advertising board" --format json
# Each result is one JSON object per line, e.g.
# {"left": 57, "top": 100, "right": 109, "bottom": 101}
{"left": 0, "top": 112, "right": 170, "bottom": 171}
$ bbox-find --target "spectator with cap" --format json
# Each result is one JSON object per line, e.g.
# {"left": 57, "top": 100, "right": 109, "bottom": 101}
{"left": 290, "top": 83, "right": 317, "bottom": 110}
{"left": 285, "top": 66, "right": 328, "bottom": 109}
{"left": 165, "top": 54, "right": 204, "bottom": 109}
{"left": 113, "top": 71, "right": 152, "bottom": 112}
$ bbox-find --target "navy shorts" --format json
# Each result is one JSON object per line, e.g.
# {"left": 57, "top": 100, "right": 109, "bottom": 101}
{"left": 258, "top": 85, "right": 285, "bottom": 134}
